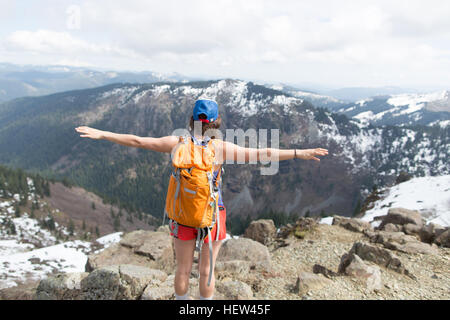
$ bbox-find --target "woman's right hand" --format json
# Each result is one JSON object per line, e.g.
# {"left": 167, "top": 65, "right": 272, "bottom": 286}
{"left": 75, "top": 126, "right": 105, "bottom": 140}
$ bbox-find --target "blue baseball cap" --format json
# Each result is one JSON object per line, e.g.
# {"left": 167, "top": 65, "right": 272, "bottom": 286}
{"left": 193, "top": 99, "right": 219, "bottom": 123}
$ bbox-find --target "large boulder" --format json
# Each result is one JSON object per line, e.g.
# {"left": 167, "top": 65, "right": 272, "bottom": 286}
{"left": 244, "top": 219, "right": 276, "bottom": 245}
{"left": 369, "top": 231, "right": 438, "bottom": 255}
{"left": 86, "top": 230, "right": 175, "bottom": 273}
{"left": 435, "top": 229, "right": 450, "bottom": 248}
{"left": 80, "top": 264, "right": 167, "bottom": 300}
{"left": 378, "top": 208, "right": 424, "bottom": 230}
{"left": 294, "top": 272, "right": 332, "bottom": 295}
{"left": 340, "top": 242, "right": 414, "bottom": 279}
{"left": 332, "top": 216, "right": 373, "bottom": 233}
{"left": 35, "top": 272, "right": 89, "bottom": 300}
{"left": 217, "top": 238, "right": 271, "bottom": 271}
{"left": 419, "top": 223, "right": 447, "bottom": 244}
{"left": 341, "top": 254, "right": 382, "bottom": 291}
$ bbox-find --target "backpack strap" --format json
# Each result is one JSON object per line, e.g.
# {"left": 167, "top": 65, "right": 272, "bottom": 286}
{"left": 172, "top": 168, "right": 182, "bottom": 218}
{"left": 195, "top": 226, "right": 214, "bottom": 287}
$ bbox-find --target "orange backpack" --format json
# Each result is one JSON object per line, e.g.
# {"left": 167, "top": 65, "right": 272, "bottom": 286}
{"left": 164, "top": 135, "right": 222, "bottom": 286}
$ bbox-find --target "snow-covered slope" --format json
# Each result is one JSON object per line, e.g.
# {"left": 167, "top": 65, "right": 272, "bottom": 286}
{"left": 0, "top": 174, "right": 124, "bottom": 289}
{"left": 337, "top": 91, "right": 450, "bottom": 127}
{"left": 360, "top": 175, "right": 450, "bottom": 227}
{"left": 0, "top": 218, "right": 122, "bottom": 289}
{"left": 268, "top": 83, "right": 345, "bottom": 109}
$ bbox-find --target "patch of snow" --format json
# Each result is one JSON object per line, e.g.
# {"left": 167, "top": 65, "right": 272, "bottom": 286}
{"left": 319, "top": 217, "right": 334, "bottom": 225}
{"left": 0, "top": 240, "right": 92, "bottom": 289}
{"left": 95, "top": 232, "right": 122, "bottom": 247}
{"left": 361, "top": 175, "right": 450, "bottom": 227}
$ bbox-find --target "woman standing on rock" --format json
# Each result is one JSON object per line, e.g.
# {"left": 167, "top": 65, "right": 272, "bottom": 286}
{"left": 75, "top": 98, "right": 328, "bottom": 300}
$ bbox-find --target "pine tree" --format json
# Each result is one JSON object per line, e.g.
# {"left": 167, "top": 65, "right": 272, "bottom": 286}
{"left": 91, "top": 202, "right": 96, "bottom": 210}
{"left": 68, "top": 219, "right": 75, "bottom": 236}
{"left": 95, "top": 225, "right": 100, "bottom": 237}
{"left": 43, "top": 181, "right": 50, "bottom": 197}
{"left": 9, "top": 222, "right": 16, "bottom": 235}
{"left": 14, "top": 204, "right": 21, "bottom": 217}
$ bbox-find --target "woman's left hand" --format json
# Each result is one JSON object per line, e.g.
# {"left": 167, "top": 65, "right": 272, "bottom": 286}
{"left": 297, "top": 148, "right": 329, "bottom": 161}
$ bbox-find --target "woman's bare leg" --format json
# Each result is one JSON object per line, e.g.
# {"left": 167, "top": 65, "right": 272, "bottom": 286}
{"left": 173, "top": 238, "right": 196, "bottom": 297}
{"left": 198, "top": 240, "right": 223, "bottom": 299}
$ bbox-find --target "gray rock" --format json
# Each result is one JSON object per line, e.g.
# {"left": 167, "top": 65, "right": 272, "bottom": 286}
{"left": 80, "top": 264, "right": 167, "bottom": 300}
{"left": 369, "top": 231, "right": 438, "bottom": 255}
{"left": 340, "top": 242, "right": 415, "bottom": 279}
{"left": 312, "top": 264, "right": 339, "bottom": 278}
{"left": 383, "top": 223, "right": 403, "bottom": 233}
{"left": 140, "top": 275, "right": 175, "bottom": 300}
{"left": 244, "top": 219, "right": 276, "bottom": 245}
{"left": 342, "top": 254, "right": 383, "bottom": 291}
{"left": 378, "top": 208, "right": 424, "bottom": 230}
{"left": 332, "top": 216, "right": 373, "bottom": 233}
{"left": 141, "top": 284, "right": 174, "bottom": 300}
{"left": 435, "top": 229, "right": 450, "bottom": 248}
{"left": 419, "top": 223, "right": 447, "bottom": 244}
{"left": 35, "top": 272, "right": 89, "bottom": 300}
{"left": 217, "top": 238, "right": 271, "bottom": 271}
{"left": 86, "top": 230, "right": 175, "bottom": 273}
{"left": 86, "top": 243, "right": 150, "bottom": 272}
{"left": 403, "top": 223, "right": 422, "bottom": 236}
{"left": 217, "top": 279, "right": 254, "bottom": 300}
{"left": 294, "top": 272, "right": 332, "bottom": 295}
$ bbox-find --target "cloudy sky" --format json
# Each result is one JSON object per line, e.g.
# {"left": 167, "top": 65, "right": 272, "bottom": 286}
{"left": 1, "top": 0, "right": 450, "bottom": 90}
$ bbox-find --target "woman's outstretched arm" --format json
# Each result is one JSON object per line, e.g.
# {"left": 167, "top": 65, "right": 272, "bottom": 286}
{"left": 75, "top": 126, "right": 178, "bottom": 153}
{"left": 216, "top": 140, "right": 329, "bottom": 163}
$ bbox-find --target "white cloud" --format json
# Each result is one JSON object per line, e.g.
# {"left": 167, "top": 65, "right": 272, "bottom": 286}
{"left": 4, "top": 29, "right": 139, "bottom": 58}
{"left": 1, "top": 0, "right": 450, "bottom": 88}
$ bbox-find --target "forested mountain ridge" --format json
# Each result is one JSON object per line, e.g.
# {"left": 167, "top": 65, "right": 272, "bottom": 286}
{"left": 0, "top": 79, "right": 448, "bottom": 228}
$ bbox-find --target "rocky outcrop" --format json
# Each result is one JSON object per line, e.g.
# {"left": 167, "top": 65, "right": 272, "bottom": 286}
{"left": 420, "top": 223, "right": 447, "bottom": 244}
{"left": 366, "top": 207, "right": 449, "bottom": 250}
{"left": 332, "top": 216, "right": 373, "bottom": 233}
{"left": 368, "top": 231, "right": 438, "bottom": 255}
{"left": 217, "top": 238, "right": 271, "bottom": 271}
{"left": 377, "top": 208, "right": 424, "bottom": 230}
{"left": 339, "top": 242, "right": 414, "bottom": 279}
{"left": 80, "top": 264, "right": 167, "bottom": 300}
{"left": 244, "top": 219, "right": 276, "bottom": 245}
{"left": 35, "top": 272, "right": 89, "bottom": 300}
{"left": 85, "top": 230, "right": 175, "bottom": 273}
{"left": 435, "top": 229, "right": 450, "bottom": 247}
{"left": 23, "top": 219, "right": 448, "bottom": 301}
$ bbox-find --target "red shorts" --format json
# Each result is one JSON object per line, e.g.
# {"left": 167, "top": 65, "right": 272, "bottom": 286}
{"left": 169, "top": 206, "right": 226, "bottom": 243}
